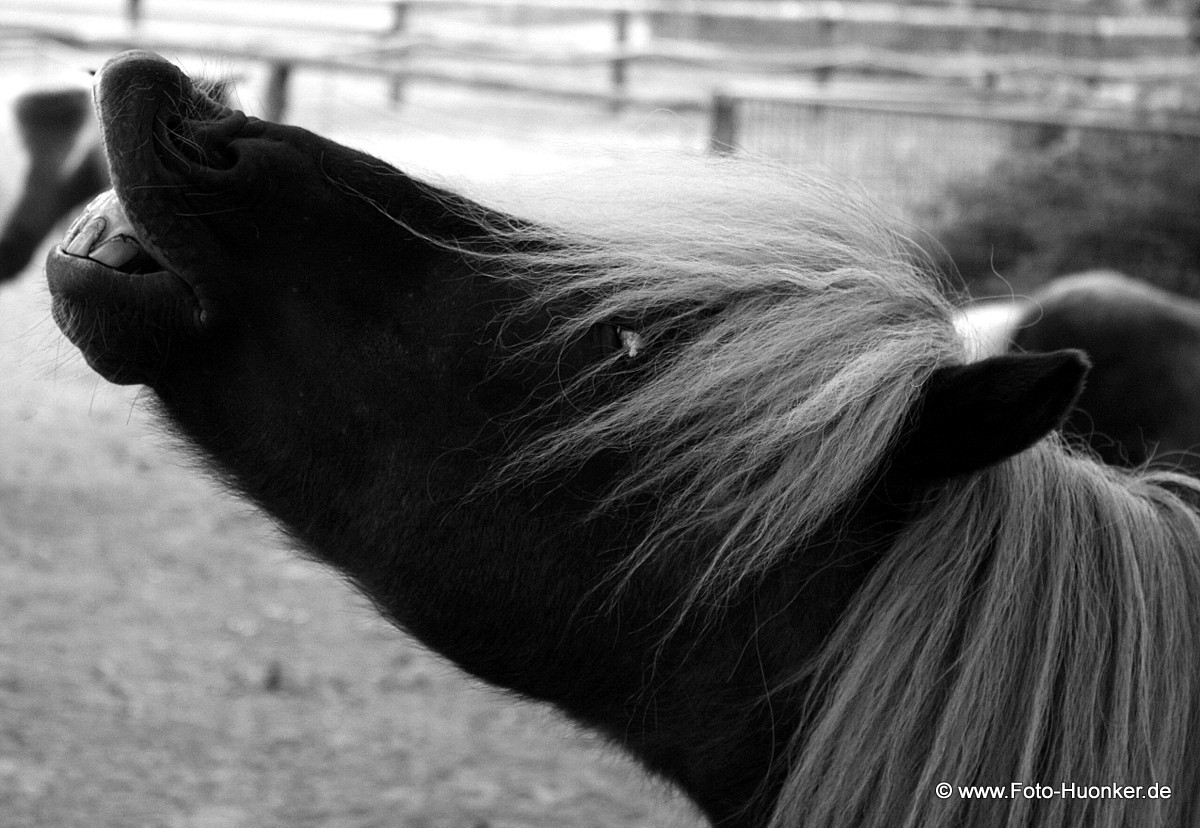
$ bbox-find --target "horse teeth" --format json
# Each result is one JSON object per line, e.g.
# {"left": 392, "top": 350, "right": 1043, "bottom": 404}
{"left": 63, "top": 189, "right": 142, "bottom": 262}
{"left": 65, "top": 189, "right": 119, "bottom": 240}
{"left": 88, "top": 234, "right": 143, "bottom": 268}
{"left": 64, "top": 215, "right": 107, "bottom": 256}
{"left": 64, "top": 204, "right": 95, "bottom": 242}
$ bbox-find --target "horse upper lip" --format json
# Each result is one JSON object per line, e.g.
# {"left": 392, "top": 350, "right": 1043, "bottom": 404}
{"left": 88, "top": 51, "right": 246, "bottom": 286}
{"left": 96, "top": 50, "right": 241, "bottom": 184}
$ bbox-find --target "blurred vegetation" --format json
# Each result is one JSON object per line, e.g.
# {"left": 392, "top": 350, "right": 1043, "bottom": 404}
{"left": 925, "top": 131, "right": 1200, "bottom": 299}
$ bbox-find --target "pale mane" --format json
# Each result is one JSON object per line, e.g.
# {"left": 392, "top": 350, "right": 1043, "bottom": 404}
{"left": 479, "top": 159, "right": 1200, "bottom": 826}
{"left": 353, "top": 156, "right": 1200, "bottom": 826}
{"left": 774, "top": 445, "right": 1200, "bottom": 827}
{"left": 463, "top": 157, "right": 967, "bottom": 610}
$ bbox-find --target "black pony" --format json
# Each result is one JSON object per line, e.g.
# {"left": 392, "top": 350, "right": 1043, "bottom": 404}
{"left": 957, "top": 270, "right": 1200, "bottom": 475}
{"left": 47, "top": 52, "right": 1200, "bottom": 827}
{"left": 0, "top": 81, "right": 107, "bottom": 283}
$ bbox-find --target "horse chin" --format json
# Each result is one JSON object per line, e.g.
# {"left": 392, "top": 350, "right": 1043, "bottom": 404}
{"left": 46, "top": 190, "right": 206, "bottom": 386}
{"left": 46, "top": 244, "right": 205, "bottom": 385}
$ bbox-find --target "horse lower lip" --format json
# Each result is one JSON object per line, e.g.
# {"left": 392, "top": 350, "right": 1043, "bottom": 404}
{"left": 46, "top": 247, "right": 200, "bottom": 333}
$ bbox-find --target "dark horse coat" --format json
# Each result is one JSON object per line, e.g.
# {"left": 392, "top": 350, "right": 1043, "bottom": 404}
{"left": 957, "top": 270, "right": 1200, "bottom": 475}
{"left": 47, "top": 52, "right": 1200, "bottom": 827}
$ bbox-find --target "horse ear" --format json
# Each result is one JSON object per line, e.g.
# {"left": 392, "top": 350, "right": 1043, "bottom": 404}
{"left": 894, "top": 349, "right": 1089, "bottom": 480}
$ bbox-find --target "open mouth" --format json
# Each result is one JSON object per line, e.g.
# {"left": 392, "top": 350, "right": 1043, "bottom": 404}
{"left": 61, "top": 189, "right": 169, "bottom": 275}
{"left": 45, "top": 51, "right": 241, "bottom": 384}
{"left": 46, "top": 187, "right": 206, "bottom": 384}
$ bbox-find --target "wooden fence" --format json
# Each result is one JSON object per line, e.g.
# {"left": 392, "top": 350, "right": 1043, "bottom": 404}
{"left": 29, "top": 0, "right": 1200, "bottom": 47}
{"left": 3, "top": 0, "right": 1199, "bottom": 210}
{"left": 2, "top": 0, "right": 1197, "bottom": 119}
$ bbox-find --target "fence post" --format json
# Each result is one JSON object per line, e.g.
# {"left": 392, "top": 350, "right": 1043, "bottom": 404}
{"left": 389, "top": 1, "right": 409, "bottom": 106}
{"left": 264, "top": 61, "right": 292, "bottom": 122}
{"left": 818, "top": 17, "right": 836, "bottom": 49}
{"left": 609, "top": 10, "right": 630, "bottom": 113}
{"left": 709, "top": 93, "right": 738, "bottom": 154}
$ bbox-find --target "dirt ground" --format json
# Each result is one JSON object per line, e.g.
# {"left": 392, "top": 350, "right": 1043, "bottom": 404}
{"left": 0, "top": 56, "right": 706, "bottom": 828}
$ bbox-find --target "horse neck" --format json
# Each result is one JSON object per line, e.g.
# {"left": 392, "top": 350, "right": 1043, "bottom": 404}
{"left": 770, "top": 445, "right": 1200, "bottom": 828}
{"left": 153, "top": 310, "right": 915, "bottom": 826}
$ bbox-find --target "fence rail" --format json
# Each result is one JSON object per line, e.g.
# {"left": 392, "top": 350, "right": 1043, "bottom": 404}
{"left": 4, "top": 0, "right": 1198, "bottom": 210}
{"left": 7, "top": 0, "right": 1195, "bottom": 49}
{"left": 3, "top": 1, "right": 1198, "bottom": 120}
{"left": 102, "top": 0, "right": 1196, "bottom": 40}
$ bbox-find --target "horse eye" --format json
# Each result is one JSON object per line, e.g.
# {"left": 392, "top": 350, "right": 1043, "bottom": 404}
{"left": 617, "top": 327, "right": 645, "bottom": 359}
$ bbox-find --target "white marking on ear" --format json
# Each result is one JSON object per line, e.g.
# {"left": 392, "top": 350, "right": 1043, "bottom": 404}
{"left": 954, "top": 300, "right": 1030, "bottom": 361}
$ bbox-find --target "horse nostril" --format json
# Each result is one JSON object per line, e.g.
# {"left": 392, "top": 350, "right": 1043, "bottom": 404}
{"left": 175, "top": 127, "right": 235, "bottom": 170}
{"left": 156, "top": 112, "right": 244, "bottom": 173}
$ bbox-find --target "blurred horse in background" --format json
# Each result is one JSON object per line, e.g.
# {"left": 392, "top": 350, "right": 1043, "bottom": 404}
{"left": 956, "top": 270, "right": 1200, "bottom": 474}
{"left": 0, "top": 75, "right": 229, "bottom": 284}
{"left": 0, "top": 80, "right": 105, "bottom": 283}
